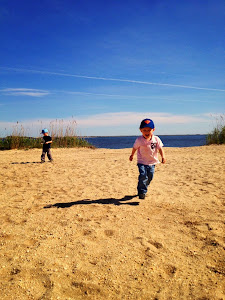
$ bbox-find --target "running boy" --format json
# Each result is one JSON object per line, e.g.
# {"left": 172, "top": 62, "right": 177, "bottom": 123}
{"left": 129, "top": 118, "right": 166, "bottom": 199}
{"left": 41, "top": 128, "right": 53, "bottom": 163}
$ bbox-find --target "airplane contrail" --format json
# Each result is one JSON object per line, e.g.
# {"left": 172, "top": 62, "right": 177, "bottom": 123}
{"left": 1, "top": 67, "right": 225, "bottom": 92}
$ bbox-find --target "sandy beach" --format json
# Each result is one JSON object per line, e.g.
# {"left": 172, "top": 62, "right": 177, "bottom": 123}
{"left": 0, "top": 145, "right": 224, "bottom": 300}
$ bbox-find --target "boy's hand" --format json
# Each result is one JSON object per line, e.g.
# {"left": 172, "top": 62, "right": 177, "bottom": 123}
{"left": 162, "top": 157, "right": 166, "bottom": 164}
{"left": 129, "top": 155, "right": 133, "bottom": 161}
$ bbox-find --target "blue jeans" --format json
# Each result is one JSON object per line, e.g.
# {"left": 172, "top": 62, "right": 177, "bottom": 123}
{"left": 137, "top": 163, "right": 155, "bottom": 195}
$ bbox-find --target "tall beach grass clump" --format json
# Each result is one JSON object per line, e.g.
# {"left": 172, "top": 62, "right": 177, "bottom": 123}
{"left": 207, "top": 114, "right": 225, "bottom": 145}
{"left": 0, "top": 119, "right": 94, "bottom": 150}
{"left": 48, "top": 119, "right": 93, "bottom": 148}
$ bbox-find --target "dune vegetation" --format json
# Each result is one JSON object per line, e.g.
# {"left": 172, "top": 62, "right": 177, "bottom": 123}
{"left": 207, "top": 115, "right": 225, "bottom": 145}
{"left": 0, "top": 119, "right": 94, "bottom": 150}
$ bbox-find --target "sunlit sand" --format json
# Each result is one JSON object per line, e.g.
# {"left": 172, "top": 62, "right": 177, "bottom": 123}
{"left": 0, "top": 146, "right": 224, "bottom": 299}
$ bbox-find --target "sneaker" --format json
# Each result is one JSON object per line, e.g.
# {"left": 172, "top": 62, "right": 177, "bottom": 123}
{"left": 138, "top": 194, "right": 145, "bottom": 199}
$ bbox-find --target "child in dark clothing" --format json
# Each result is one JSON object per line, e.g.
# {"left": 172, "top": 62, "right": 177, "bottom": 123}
{"left": 41, "top": 128, "right": 53, "bottom": 163}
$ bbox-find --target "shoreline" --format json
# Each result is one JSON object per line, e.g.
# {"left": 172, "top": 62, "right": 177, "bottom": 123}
{"left": 85, "top": 133, "right": 207, "bottom": 137}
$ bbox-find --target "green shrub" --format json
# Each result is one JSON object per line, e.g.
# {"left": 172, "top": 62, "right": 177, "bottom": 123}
{"left": 0, "top": 135, "right": 94, "bottom": 150}
{"left": 207, "top": 115, "right": 225, "bottom": 145}
{"left": 0, "top": 136, "right": 42, "bottom": 150}
{"left": 52, "top": 136, "right": 93, "bottom": 148}
{"left": 0, "top": 119, "right": 94, "bottom": 150}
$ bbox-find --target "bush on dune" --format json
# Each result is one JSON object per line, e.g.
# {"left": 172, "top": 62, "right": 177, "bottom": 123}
{"left": 0, "top": 119, "right": 94, "bottom": 150}
{"left": 207, "top": 115, "right": 225, "bottom": 145}
{"left": 0, "top": 136, "right": 92, "bottom": 150}
{"left": 0, "top": 136, "right": 42, "bottom": 150}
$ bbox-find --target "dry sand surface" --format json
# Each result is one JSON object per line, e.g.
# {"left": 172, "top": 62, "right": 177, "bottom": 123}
{"left": 0, "top": 145, "right": 225, "bottom": 300}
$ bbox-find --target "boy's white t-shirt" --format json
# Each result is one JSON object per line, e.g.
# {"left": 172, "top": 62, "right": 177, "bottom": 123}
{"left": 133, "top": 135, "right": 163, "bottom": 165}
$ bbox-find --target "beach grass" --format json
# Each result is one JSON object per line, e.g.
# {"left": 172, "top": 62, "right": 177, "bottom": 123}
{"left": 207, "top": 114, "right": 225, "bottom": 145}
{"left": 0, "top": 119, "right": 94, "bottom": 150}
{"left": 0, "top": 136, "right": 93, "bottom": 150}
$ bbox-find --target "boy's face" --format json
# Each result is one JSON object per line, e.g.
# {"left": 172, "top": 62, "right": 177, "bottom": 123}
{"left": 140, "top": 127, "right": 155, "bottom": 139}
{"left": 43, "top": 133, "right": 48, "bottom": 136}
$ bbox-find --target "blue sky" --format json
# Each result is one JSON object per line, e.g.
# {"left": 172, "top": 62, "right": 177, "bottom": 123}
{"left": 0, "top": 0, "right": 224, "bottom": 137}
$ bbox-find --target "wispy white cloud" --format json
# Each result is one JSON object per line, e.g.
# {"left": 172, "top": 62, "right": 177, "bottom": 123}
{"left": 0, "top": 111, "right": 209, "bottom": 128}
{"left": 0, "top": 88, "right": 50, "bottom": 97}
{"left": 1, "top": 67, "right": 225, "bottom": 92}
{"left": 0, "top": 87, "right": 217, "bottom": 103}
{"left": 76, "top": 112, "right": 209, "bottom": 127}
{"left": 0, "top": 112, "right": 212, "bottom": 137}
{"left": 61, "top": 90, "right": 215, "bottom": 103}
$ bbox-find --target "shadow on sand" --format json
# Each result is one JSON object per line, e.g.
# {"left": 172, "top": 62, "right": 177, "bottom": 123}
{"left": 12, "top": 162, "right": 42, "bottom": 164}
{"left": 11, "top": 161, "right": 53, "bottom": 164}
{"left": 44, "top": 195, "right": 139, "bottom": 208}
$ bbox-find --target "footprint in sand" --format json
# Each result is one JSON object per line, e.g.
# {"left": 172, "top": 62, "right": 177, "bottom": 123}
{"left": 164, "top": 264, "right": 177, "bottom": 277}
{"left": 71, "top": 281, "right": 105, "bottom": 298}
{"left": 184, "top": 220, "right": 223, "bottom": 248}
{"left": 104, "top": 230, "right": 114, "bottom": 237}
{"left": 135, "top": 236, "right": 163, "bottom": 253}
{"left": 8, "top": 267, "right": 53, "bottom": 299}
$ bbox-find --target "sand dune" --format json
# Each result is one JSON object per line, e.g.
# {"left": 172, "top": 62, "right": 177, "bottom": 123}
{"left": 0, "top": 145, "right": 224, "bottom": 299}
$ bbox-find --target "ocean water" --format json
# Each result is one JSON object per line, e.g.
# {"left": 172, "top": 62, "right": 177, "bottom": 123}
{"left": 85, "top": 135, "right": 207, "bottom": 149}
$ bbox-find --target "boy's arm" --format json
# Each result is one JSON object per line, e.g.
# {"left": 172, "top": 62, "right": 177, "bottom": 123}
{"left": 129, "top": 147, "right": 137, "bottom": 161}
{"left": 159, "top": 147, "right": 166, "bottom": 163}
{"left": 45, "top": 137, "right": 52, "bottom": 144}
